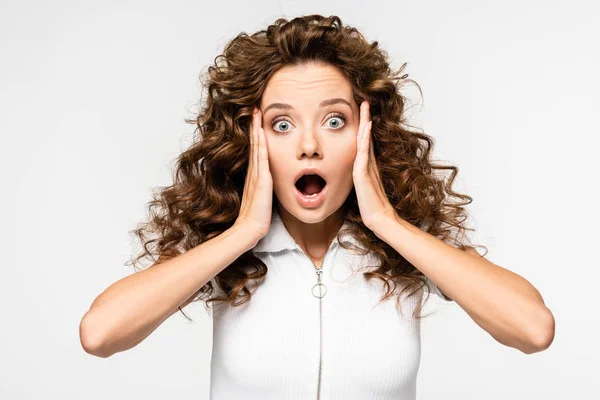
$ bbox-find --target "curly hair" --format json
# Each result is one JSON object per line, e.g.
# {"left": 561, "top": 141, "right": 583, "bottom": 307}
{"left": 126, "top": 14, "right": 487, "bottom": 322}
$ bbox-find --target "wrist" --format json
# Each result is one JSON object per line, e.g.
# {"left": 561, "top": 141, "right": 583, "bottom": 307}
{"left": 230, "top": 221, "right": 265, "bottom": 251}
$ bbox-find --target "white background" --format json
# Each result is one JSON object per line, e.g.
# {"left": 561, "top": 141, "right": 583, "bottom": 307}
{"left": 1, "top": 0, "right": 598, "bottom": 398}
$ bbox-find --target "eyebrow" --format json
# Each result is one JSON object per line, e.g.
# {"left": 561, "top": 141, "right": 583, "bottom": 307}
{"left": 262, "top": 98, "right": 353, "bottom": 115}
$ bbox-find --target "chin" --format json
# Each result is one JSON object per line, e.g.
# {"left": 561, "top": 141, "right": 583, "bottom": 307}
{"left": 288, "top": 207, "right": 330, "bottom": 224}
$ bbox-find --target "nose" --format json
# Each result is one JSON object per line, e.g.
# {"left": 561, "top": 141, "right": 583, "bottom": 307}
{"left": 297, "top": 130, "right": 322, "bottom": 159}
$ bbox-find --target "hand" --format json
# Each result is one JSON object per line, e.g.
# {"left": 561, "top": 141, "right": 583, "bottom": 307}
{"left": 352, "top": 100, "right": 397, "bottom": 230}
{"left": 234, "top": 107, "right": 273, "bottom": 241}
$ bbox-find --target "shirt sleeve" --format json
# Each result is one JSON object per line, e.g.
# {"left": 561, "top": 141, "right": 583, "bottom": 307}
{"left": 424, "top": 276, "right": 453, "bottom": 302}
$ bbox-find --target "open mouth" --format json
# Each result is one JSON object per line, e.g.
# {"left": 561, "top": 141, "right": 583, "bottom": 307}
{"left": 295, "top": 173, "right": 327, "bottom": 197}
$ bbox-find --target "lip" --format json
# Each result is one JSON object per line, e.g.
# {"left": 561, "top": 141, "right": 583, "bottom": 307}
{"left": 293, "top": 166, "right": 328, "bottom": 185}
{"left": 294, "top": 181, "right": 328, "bottom": 209}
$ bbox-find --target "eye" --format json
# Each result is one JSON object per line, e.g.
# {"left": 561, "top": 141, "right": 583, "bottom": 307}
{"left": 272, "top": 118, "right": 293, "bottom": 133}
{"left": 325, "top": 112, "right": 347, "bottom": 130}
{"left": 270, "top": 112, "right": 348, "bottom": 134}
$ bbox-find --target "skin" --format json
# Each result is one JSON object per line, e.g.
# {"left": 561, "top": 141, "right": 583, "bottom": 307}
{"left": 259, "top": 62, "right": 360, "bottom": 265}
{"left": 258, "top": 64, "right": 556, "bottom": 355}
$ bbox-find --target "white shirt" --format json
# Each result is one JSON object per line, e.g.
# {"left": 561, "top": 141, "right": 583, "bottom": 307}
{"left": 209, "top": 207, "right": 448, "bottom": 399}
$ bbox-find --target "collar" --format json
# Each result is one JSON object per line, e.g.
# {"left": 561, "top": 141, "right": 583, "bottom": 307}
{"left": 252, "top": 207, "right": 368, "bottom": 254}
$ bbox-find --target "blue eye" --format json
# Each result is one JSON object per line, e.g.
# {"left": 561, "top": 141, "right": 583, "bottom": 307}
{"left": 271, "top": 112, "right": 348, "bottom": 134}
{"left": 325, "top": 113, "right": 347, "bottom": 129}
{"left": 272, "top": 119, "right": 292, "bottom": 133}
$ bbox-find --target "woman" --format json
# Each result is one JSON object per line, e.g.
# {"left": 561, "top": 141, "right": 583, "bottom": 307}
{"left": 79, "top": 14, "right": 554, "bottom": 399}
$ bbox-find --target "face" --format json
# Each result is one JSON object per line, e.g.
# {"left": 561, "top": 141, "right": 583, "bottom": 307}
{"left": 259, "top": 62, "right": 360, "bottom": 224}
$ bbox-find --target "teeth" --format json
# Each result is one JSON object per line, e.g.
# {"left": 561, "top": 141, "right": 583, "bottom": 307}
{"left": 302, "top": 192, "right": 318, "bottom": 198}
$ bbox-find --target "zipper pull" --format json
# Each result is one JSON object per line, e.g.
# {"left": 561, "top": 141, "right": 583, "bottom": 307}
{"left": 312, "top": 269, "right": 327, "bottom": 298}
{"left": 315, "top": 269, "right": 323, "bottom": 281}
{"left": 312, "top": 281, "right": 327, "bottom": 298}
{"left": 295, "top": 243, "right": 328, "bottom": 298}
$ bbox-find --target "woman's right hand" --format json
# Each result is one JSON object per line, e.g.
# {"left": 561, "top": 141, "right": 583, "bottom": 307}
{"left": 234, "top": 107, "right": 273, "bottom": 243}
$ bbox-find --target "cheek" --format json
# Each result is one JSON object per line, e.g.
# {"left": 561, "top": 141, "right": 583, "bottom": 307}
{"left": 332, "top": 141, "right": 358, "bottom": 184}
{"left": 341, "top": 139, "right": 358, "bottom": 165}
{"left": 266, "top": 149, "right": 278, "bottom": 173}
{"left": 266, "top": 151, "right": 289, "bottom": 184}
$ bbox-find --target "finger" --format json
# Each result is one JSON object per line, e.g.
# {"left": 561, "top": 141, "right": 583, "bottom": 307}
{"left": 256, "top": 110, "right": 266, "bottom": 160}
{"left": 355, "top": 121, "right": 369, "bottom": 175}
{"left": 368, "top": 121, "right": 376, "bottom": 164}
{"left": 367, "top": 125, "right": 386, "bottom": 194}
{"left": 257, "top": 110, "right": 266, "bottom": 162}
{"left": 361, "top": 120, "right": 372, "bottom": 154}
{"left": 252, "top": 108, "right": 259, "bottom": 176}
{"left": 366, "top": 122, "right": 375, "bottom": 177}
{"left": 246, "top": 110, "right": 254, "bottom": 185}
{"left": 367, "top": 131, "right": 379, "bottom": 184}
{"left": 368, "top": 123, "right": 380, "bottom": 180}
{"left": 249, "top": 108, "right": 254, "bottom": 160}
{"left": 258, "top": 124, "right": 269, "bottom": 176}
{"left": 362, "top": 101, "right": 372, "bottom": 137}
{"left": 257, "top": 109, "right": 266, "bottom": 174}
{"left": 357, "top": 100, "right": 367, "bottom": 141}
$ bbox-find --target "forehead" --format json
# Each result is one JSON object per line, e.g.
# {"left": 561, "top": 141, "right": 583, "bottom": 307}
{"left": 261, "top": 63, "right": 353, "bottom": 106}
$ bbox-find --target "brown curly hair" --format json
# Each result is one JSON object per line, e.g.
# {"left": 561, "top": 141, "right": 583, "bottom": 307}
{"left": 126, "top": 14, "right": 487, "bottom": 322}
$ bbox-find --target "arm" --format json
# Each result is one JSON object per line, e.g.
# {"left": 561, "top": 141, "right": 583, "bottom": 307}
{"left": 371, "top": 213, "right": 555, "bottom": 355}
{"left": 79, "top": 223, "right": 259, "bottom": 358}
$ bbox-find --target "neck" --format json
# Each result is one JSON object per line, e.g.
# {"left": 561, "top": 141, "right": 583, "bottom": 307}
{"left": 276, "top": 202, "right": 347, "bottom": 259}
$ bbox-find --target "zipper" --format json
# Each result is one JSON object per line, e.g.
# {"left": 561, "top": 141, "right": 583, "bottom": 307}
{"left": 294, "top": 238, "right": 338, "bottom": 400}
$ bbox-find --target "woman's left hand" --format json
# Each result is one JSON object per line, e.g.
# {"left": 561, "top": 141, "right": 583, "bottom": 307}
{"left": 353, "top": 100, "right": 397, "bottom": 230}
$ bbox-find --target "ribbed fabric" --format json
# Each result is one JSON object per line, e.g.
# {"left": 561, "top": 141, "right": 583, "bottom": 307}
{"left": 209, "top": 208, "right": 448, "bottom": 399}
